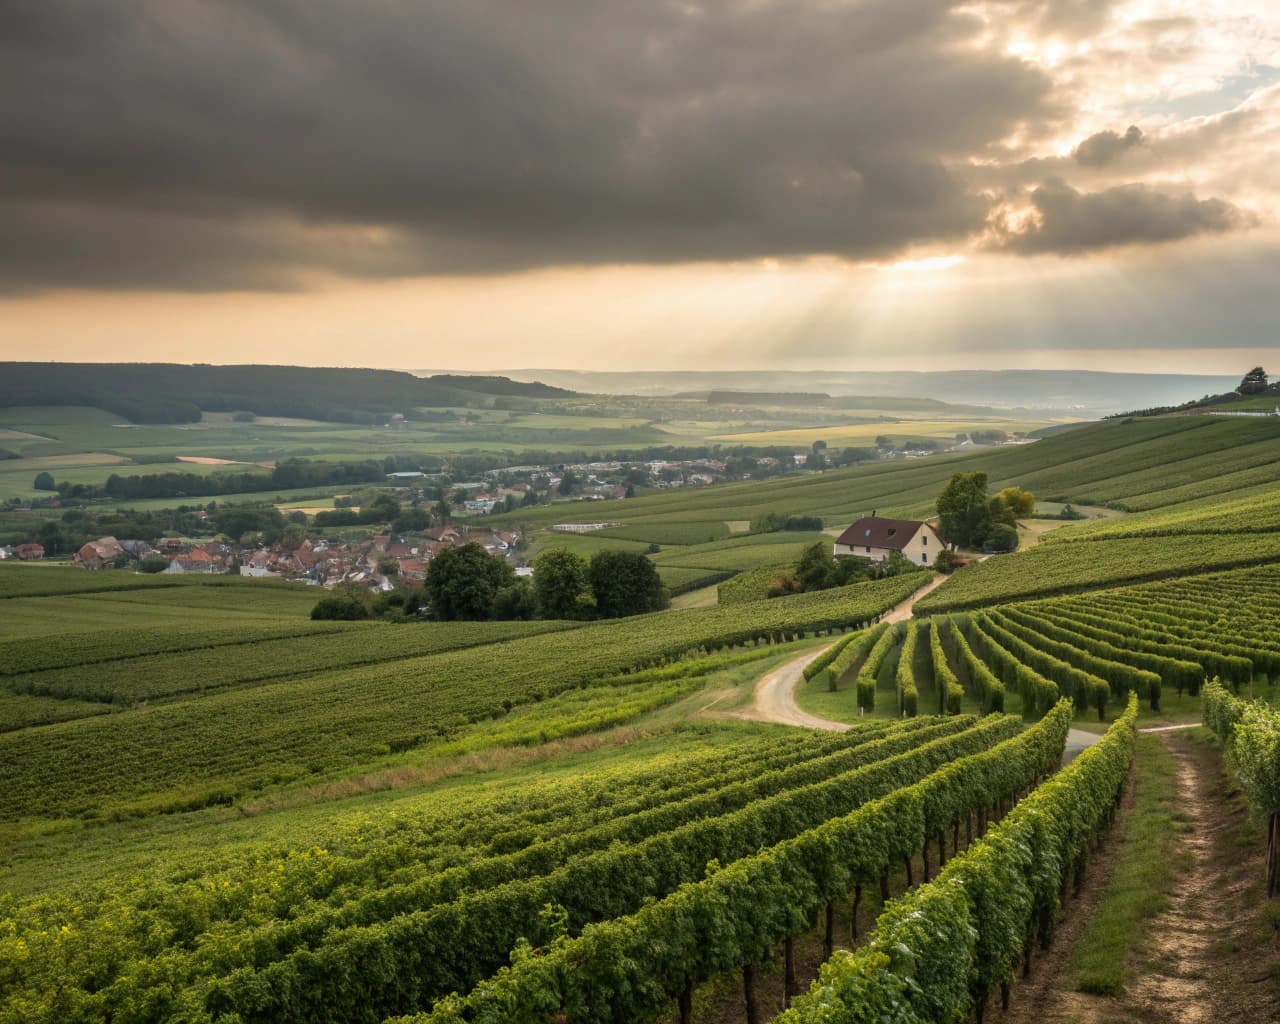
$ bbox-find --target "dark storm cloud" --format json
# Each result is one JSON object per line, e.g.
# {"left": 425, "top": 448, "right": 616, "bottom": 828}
{"left": 995, "top": 178, "right": 1253, "bottom": 254}
{"left": 0, "top": 0, "right": 1060, "bottom": 289}
{"left": 1074, "top": 125, "right": 1143, "bottom": 166}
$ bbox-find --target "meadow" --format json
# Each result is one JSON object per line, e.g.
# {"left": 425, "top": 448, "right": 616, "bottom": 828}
{"left": 0, "top": 396, "right": 1056, "bottom": 503}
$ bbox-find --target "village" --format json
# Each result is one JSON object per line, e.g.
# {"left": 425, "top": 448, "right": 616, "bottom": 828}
{"left": 0, "top": 523, "right": 525, "bottom": 592}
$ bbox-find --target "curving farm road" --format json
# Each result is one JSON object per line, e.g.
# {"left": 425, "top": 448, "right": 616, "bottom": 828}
{"left": 737, "top": 571, "right": 1100, "bottom": 762}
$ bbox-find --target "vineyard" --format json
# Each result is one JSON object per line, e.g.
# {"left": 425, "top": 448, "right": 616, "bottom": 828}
{"left": 0, "top": 711, "right": 1054, "bottom": 1023}
{"left": 805, "top": 565, "right": 1280, "bottom": 725}
{"left": 0, "top": 573, "right": 926, "bottom": 820}
{"left": 914, "top": 532, "right": 1280, "bottom": 613}
{"left": 3, "top": 408, "right": 1280, "bottom": 1024}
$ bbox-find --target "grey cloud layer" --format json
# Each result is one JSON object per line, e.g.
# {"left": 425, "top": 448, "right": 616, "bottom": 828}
{"left": 1074, "top": 125, "right": 1143, "bottom": 166}
{"left": 0, "top": 0, "right": 1257, "bottom": 290}
{"left": 995, "top": 179, "right": 1252, "bottom": 254}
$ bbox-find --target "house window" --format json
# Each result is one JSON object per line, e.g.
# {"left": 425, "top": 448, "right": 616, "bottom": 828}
{"left": 866, "top": 546, "right": 871, "bottom": 553}
{"left": 922, "top": 535, "right": 927, "bottom": 545}
{"left": 922, "top": 553, "right": 928, "bottom": 563}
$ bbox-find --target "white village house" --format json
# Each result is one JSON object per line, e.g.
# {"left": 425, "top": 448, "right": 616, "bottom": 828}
{"left": 834, "top": 514, "right": 943, "bottom": 566}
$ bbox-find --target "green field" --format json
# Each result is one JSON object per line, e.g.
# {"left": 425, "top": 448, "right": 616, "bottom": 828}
{"left": 0, "top": 396, "right": 1060, "bottom": 502}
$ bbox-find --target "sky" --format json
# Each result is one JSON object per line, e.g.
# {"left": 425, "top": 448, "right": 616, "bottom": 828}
{"left": 1, "top": 0, "right": 1278, "bottom": 374}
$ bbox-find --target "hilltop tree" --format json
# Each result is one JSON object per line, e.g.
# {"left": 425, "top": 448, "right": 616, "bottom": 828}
{"left": 533, "top": 548, "right": 591, "bottom": 618}
{"left": 1239, "top": 366, "right": 1269, "bottom": 395}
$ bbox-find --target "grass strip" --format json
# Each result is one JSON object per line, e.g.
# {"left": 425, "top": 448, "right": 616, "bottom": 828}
{"left": 1070, "top": 732, "right": 1187, "bottom": 994}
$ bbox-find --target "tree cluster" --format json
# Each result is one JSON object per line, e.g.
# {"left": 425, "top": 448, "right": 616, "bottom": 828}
{"left": 935, "top": 472, "right": 1031, "bottom": 553}
{"left": 1238, "top": 366, "right": 1269, "bottom": 396}
{"left": 413, "top": 543, "right": 669, "bottom": 622}
{"left": 749, "top": 512, "right": 825, "bottom": 534}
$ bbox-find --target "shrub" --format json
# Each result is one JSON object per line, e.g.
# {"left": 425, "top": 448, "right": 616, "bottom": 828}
{"left": 982, "top": 523, "right": 1019, "bottom": 553}
{"left": 311, "top": 586, "right": 374, "bottom": 620}
{"left": 933, "top": 549, "right": 962, "bottom": 574}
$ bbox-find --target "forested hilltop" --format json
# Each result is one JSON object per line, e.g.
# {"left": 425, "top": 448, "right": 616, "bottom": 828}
{"left": 0, "top": 363, "right": 572, "bottom": 424}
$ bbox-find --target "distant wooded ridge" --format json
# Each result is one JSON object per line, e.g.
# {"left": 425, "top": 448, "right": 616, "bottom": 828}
{"left": 468, "top": 368, "right": 1241, "bottom": 414}
{"left": 0, "top": 363, "right": 573, "bottom": 425}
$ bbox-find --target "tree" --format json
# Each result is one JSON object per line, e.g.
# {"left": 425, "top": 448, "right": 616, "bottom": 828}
{"left": 280, "top": 524, "right": 307, "bottom": 551}
{"left": 493, "top": 580, "right": 536, "bottom": 620}
{"left": 836, "top": 446, "right": 878, "bottom": 466}
{"left": 795, "top": 542, "right": 835, "bottom": 591}
{"left": 1239, "top": 366, "right": 1269, "bottom": 395}
{"left": 33, "top": 471, "right": 55, "bottom": 491}
{"left": 750, "top": 511, "right": 784, "bottom": 533}
{"left": 425, "top": 542, "right": 515, "bottom": 620}
{"left": 532, "top": 548, "right": 591, "bottom": 618}
{"left": 995, "top": 486, "right": 1035, "bottom": 518}
{"left": 557, "top": 470, "right": 579, "bottom": 496}
{"left": 935, "top": 471, "right": 993, "bottom": 549}
{"left": 311, "top": 584, "right": 374, "bottom": 621}
{"left": 37, "top": 521, "right": 65, "bottom": 555}
{"left": 139, "top": 554, "right": 170, "bottom": 574}
{"left": 393, "top": 506, "right": 430, "bottom": 532}
{"left": 983, "top": 523, "right": 1019, "bottom": 553}
{"left": 366, "top": 493, "right": 401, "bottom": 522}
{"left": 588, "top": 550, "right": 669, "bottom": 618}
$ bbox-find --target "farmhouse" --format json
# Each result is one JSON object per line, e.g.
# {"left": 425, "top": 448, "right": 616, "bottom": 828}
{"left": 834, "top": 515, "right": 942, "bottom": 566}
{"left": 75, "top": 536, "right": 125, "bottom": 570}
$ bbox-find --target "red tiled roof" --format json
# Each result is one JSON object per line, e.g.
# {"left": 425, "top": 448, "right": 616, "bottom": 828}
{"left": 834, "top": 517, "right": 934, "bottom": 551}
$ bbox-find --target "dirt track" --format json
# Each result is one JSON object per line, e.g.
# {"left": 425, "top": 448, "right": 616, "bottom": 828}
{"left": 733, "top": 571, "right": 1099, "bottom": 762}
{"left": 1001, "top": 731, "right": 1280, "bottom": 1024}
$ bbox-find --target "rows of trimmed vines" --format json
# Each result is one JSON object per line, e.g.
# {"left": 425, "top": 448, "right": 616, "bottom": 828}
{"left": 824, "top": 564, "right": 1280, "bottom": 722}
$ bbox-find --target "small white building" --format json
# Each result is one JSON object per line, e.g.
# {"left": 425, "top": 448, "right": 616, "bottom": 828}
{"left": 834, "top": 515, "right": 943, "bottom": 567}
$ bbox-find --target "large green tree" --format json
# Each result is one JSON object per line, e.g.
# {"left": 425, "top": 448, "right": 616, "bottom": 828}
{"left": 795, "top": 541, "right": 835, "bottom": 591}
{"left": 588, "top": 550, "right": 669, "bottom": 618}
{"left": 532, "top": 548, "right": 591, "bottom": 618}
{"left": 935, "top": 471, "right": 993, "bottom": 549}
{"left": 425, "top": 542, "right": 515, "bottom": 620}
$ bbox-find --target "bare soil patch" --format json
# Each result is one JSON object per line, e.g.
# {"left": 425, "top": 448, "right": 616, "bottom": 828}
{"left": 176, "top": 455, "right": 243, "bottom": 465}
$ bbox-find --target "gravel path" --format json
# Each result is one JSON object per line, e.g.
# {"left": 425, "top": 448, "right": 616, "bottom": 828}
{"left": 741, "top": 573, "right": 948, "bottom": 730}
{"left": 738, "top": 572, "right": 1101, "bottom": 767}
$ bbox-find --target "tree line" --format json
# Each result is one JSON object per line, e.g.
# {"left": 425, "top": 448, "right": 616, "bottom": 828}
{"left": 313, "top": 543, "right": 669, "bottom": 623}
